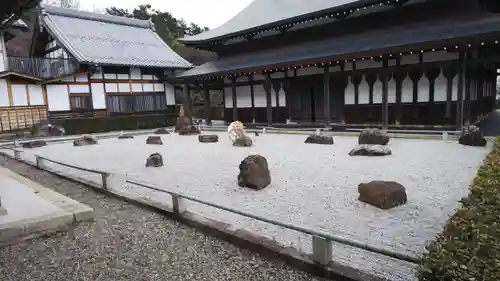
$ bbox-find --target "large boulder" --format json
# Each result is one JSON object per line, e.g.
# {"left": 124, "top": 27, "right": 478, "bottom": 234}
{"left": 305, "top": 135, "right": 334, "bottom": 145}
{"left": 118, "top": 134, "right": 134, "bottom": 139}
{"left": 145, "top": 153, "right": 163, "bottom": 168}
{"left": 349, "top": 144, "right": 392, "bottom": 156}
{"left": 175, "top": 115, "right": 191, "bottom": 131}
{"left": 146, "top": 136, "right": 163, "bottom": 145}
{"left": 238, "top": 155, "right": 271, "bottom": 190}
{"left": 459, "top": 125, "right": 487, "bottom": 147}
{"left": 233, "top": 135, "right": 253, "bottom": 147}
{"left": 358, "top": 181, "right": 407, "bottom": 210}
{"left": 73, "top": 135, "right": 98, "bottom": 147}
{"left": 154, "top": 128, "right": 170, "bottom": 135}
{"left": 198, "top": 134, "right": 219, "bottom": 143}
{"left": 228, "top": 121, "right": 246, "bottom": 143}
{"left": 359, "top": 128, "right": 390, "bottom": 145}
{"left": 32, "top": 121, "right": 65, "bottom": 137}
{"left": 22, "top": 140, "right": 47, "bottom": 148}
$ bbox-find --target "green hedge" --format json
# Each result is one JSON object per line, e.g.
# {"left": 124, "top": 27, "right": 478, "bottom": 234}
{"left": 418, "top": 137, "right": 500, "bottom": 281}
{"left": 60, "top": 114, "right": 176, "bottom": 135}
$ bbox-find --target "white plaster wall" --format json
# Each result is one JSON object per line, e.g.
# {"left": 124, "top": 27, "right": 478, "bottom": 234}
{"left": 104, "top": 73, "right": 117, "bottom": 80}
{"left": 373, "top": 79, "right": 382, "bottom": 104}
{"left": 401, "top": 76, "right": 413, "bottom": 103}
{"left": 28, "top": 85, "right": 44, "bottom": 106}
{"left": 271, "top": 87, "right": 277, "bottom": 107}
{"left": 131, "top": 83, "right": 142, "bottom": 92}
{"left": 388, "top": 79, "right": 396, "bottom": 104}
{"left": 270, "top": 72, "right": 285, "bottom": 79}
{"left": 75, "top": 74, "right": 89, "bottom": 82}
{"left": 130, "top": 68, "right": 141, "bottom": 80}
{"left": 142, "top": 74, "right": 153, "bottom": 80}
{"left": 90, "top": 72, "right": 102, "bottom": 79}
{"left": 423, "top": 51, "right": 458, "bottom": 63}
{"left": 224, "top": 87, "right": 233, "bottom": 108}
{"left": 358, "top": 76, "right": 369, "bottom": 104}
{"left": 46, "top": 85, "right": 70, "bottom": 111}
{"left": 434, "top": 74, "right": 447, "bottom": 102}
{"left": 236, "top": 86, "right": 252, "bottom": 108}
{"left": 418, "top": 77, "right": 430, "bottom": 102}
{"left": 165, "top": 83, "right": 176, "bottom": 105}
{"left": 143, "top": 83, "right": 154, "bottom": 92}
{"left": 91, "top": 83, "right": 106, "bottom": 109}
{"left": 105, "top": 83, "right": 118, "bottom": 92}
{"left": 254, "top": 85, "right": 267, "bottom": 107}
{"left": 345, "top": 79, "right": 355, "bottom": 105}
{"left": 62, "top": 77, "right": 74, "bottom": 82}
{"left": 118, "top": 83, "right": 130, "bottom": 93}
{"left": 0, "top": 33, "right": 5, "bottom": 72}
{"left": 117, "top": 74, "right": 129, "bottom": 80}
{"left": 11, "top": 85, "right": 28, "bottom": 106}
{"left": 69, "top": 84, "right": 89, "bottom": 93}
{"left": 0, "top": 79, "right": 9, "bottom": 106}
{"left": 346, "top": 60, "right": 382, "bottom": 71}
{"left": 452, "top": 76, "right": 458, "bottom": 101}
{"left": 278, "top": 87, "right": 286, "bottom": 107}
{"left": 154, "top": 83, "right": 165, "bottom": 92}
{"left": 297, "top": 67, "right": 323, "bottom": 76}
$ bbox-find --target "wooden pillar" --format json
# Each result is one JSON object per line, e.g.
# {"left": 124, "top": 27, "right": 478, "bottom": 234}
{"left": 456, "top": 51, "right": 466, "bottom": 129}
{"left": 323, "top": 65, "right": 331, "bottom": 127}
{"left": 395, "top": 57, "right": 402, "bottom": 125}
{"left": 264, "top": 74, "right": 273, "bottom": 126}
{"left": 183, "top": 83, "right": 192, "bottom": 120}
{"left": 382, "top": 56, "right": 389, "bottom": 129}
{"left": 464, "top": 61, "right": 471, "bottom": 124}
{"left": 272, "top": 81, "right": 281, "bottom": 123}
{"left": 249, "top": 75, "right": 255, "bottom": 123}
{"left": 283, "top": 71, "right": 292, "bottom": 122}
{"left": 203, "top": 84, "right": 211, "bottom": 125}
{"left": 231, "top": 77, "right": 237, "bottom": 122}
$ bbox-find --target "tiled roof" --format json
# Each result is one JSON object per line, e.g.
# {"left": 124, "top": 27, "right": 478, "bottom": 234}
{"left": 40, "top": 5, "right": 192, "bottom": 69}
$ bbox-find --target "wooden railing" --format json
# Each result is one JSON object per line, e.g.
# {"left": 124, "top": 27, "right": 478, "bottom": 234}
{"left": 7, "top": 56, "right": 80, "bottom": 79}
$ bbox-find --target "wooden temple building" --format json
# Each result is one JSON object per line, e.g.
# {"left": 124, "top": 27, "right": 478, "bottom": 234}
{"left": 174, "top": 0, "right": 500, "bottom": 129}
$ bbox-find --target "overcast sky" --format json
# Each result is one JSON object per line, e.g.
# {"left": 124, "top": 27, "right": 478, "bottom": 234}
{"left": 79, "top": 0, "right": 252, "bottom": 28}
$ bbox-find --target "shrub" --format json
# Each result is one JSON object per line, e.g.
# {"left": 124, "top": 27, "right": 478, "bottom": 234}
{"left": 418, "top": 137, "right": 500, "bottom": 281}
{"left": 60, "top": 114, "right": 176, "bottom": 135}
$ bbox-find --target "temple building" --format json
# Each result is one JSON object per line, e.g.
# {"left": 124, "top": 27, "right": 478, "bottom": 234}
{"left": 173, "top": 0, "right": 500, "bottom": 129}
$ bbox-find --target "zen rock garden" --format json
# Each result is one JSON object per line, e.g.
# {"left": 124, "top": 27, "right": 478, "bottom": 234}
{"left": 73, "top": 135, "right": 98, "bottom": 147}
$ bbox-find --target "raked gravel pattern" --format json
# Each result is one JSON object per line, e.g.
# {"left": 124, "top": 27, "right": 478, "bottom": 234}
{"left": 8, "top": 133, "right": 491, "bottom": 280}
{"left": 0, "top": 155, "right": 327, "bottom": 281}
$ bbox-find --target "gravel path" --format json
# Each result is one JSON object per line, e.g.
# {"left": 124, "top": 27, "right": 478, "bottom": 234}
{"left": 0, "top": 156, "right": 327, "bottom": 281}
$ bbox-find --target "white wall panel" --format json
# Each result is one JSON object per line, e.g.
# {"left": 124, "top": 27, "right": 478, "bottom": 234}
{"left": 224, "top": 87, "right": 233, "bottom": 108}
{"left": 46, "top": 84, "right": 69, "bottom": 111}
{"left": 0, "top": 79, "right": 10, "bottom": 106}
{"left": 401, "top": 54, "right": 419, "bottom": 65}
{"left": 143, "top": 83, "right": 154, "bottom": 92}
{"left": 74, "top": 74, "right": 88, "bottom": 82}
{"left": 434, "top": 74, "right": 447, "bottom": 102}
{"left": 104, "top": 73, "right": 117, "bottom": 80}
{"left": 270, "top": 72, "right": 285, "bottom": 79}
{"left": 358, "top": 76, "right": 369, "bottom": 104}
{"left": 28, "top": 85, "right": 44, "bottom": 105}
{"left": 117, "top": 74, "right": 129, "bottom": 80}
{"left": 91, "top": 83, "right": 106, "bottom": 109}
{"left": 62, "top": 77, "right": 74, "bottom": 82}
{"left": 271, "top": 87, "right": 277, "bottom": 107}
{"left": 278, "top": 88, "right": 286, "bottom": 107}
{"left": 254, "top": 84, "right": 266, "bottom": 107}
{"left": 352, "top": 60, "right": 382, "bottom": 70}
{"left": 401, "top": 76, "right": 413, "bottom": 103}
{"left": 130, "top": 68, "right": 141, "bottom": 79}
{"left": 253, "top": 74, "right": 265, "bottom": 81}
{"left": 142, "top": 74, "right": 153, "bottom": 80}
{"left": 131, "top": 83, "right": 142, "bottom": 92}
{"left": 105, "top": 83, "right": 118, "bottom": 92}
{"left": 388, "top": 79, "right": 396, "bottom": 103}
{"left": 118, "top": 83, "right": 130, "bottom": 93}
{"left": 11, "top": 85, "right": 28, "bottom": 106}
{"left": 236, "top": 86, "right": 252, "bottom": 108}
{"left": 90, "top": 72, "right": 102, "bottom": 79}
{"left": 154, "top": 83, "right": 165, "bottom": 92}
{"left": 424, "top": 51, "right": 458, "bottom": 63}
{"left": 0, "top": 52, "right": 4, "bottom": 72}
{"left": 297, "top": 67, "right": 323, "bottom": 76}
{"left": 451, "top": 76, "right": 458, "bottom": 101}
{"left": 373, "top": 79, "right": 382, "bottom": 104}
{"left": 418, "top": 77, "right": 430, "bottom": 102}
{"left": 69, "top": 84, "right": 89, "bottom": 93}
{"left": 345, "top": 80, "right": 355, "bottom": 105}
{"left": 165, "top": 83, "right": 176, "bottom": 105}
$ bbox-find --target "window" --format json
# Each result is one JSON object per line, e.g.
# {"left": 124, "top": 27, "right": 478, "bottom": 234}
{"left": 106, "top": 93, "right": 167, "bottom": 114}
{"left": 70, "top": 95, "right": 92, "bottom": 111}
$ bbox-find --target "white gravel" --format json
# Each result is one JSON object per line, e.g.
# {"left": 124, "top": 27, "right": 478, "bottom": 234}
{"left": 10, "top": 133, "right": 491, "bottom": 281}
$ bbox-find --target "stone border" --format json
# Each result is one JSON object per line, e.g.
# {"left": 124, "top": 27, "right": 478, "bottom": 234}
{"left": 0, "top": 151, "right": 411, "bottom": 281}
{"left": 0, "top": 167, "right": 94, "bottom": 246}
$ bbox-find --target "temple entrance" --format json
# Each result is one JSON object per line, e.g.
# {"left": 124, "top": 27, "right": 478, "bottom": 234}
{"left": 310, "top": 87, "right": 317, "bottom": 122}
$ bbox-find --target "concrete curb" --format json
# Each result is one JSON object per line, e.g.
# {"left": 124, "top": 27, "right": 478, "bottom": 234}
{"left": 0, "top": 167, "right": 95, "bottom": 246}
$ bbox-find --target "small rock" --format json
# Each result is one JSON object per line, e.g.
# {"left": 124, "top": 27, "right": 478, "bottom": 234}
{"left": 198, "top": 134, "right": 219, "bottom": 143}
{"left": 238, "top": 155, "right": 271, "bottom": 190}
{"left": 22, "top": 140, "right": 47, "bottom": 148}
{"left": 118, "top": 134, "right": 134, "bottom": 139}
{"left": 190, "top": 126, "right": 200, "bottom": 135}
{"left": 73, "top": 135, "right": 98, "bottom": 147}
{"left": 458, "top": 125, "right": 487, "bottom": 147}
{"left": 154, "top": 128, "right": 170, "bottom": 135}
{"left": 358, "top": 181, "right": 407, "bottom": 210}
{"left": 349, "top": 144, "right": 392, "bottom": 156}
{"left": 146, "top": 136, "right": 163, "bottom": 145}
{"left": 145, "top": 153, "right": 163, "bottom": 167}
{"left": 305, "top": 135, "right": 334, "bottom": 145}
{"left": 359, "top": 128, "right": 390, "bottom": 145}
{"left": 254, "top": 132, "right": 259, "bottom": 136}
{"left": 233, "top": 135, "right": 253, "bottom": 147}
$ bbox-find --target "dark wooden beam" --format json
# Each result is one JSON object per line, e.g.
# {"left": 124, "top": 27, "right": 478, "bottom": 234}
{"left": 264, "top": 74, "right": 273, "bottom": 126}
{"left": 395, "top": 57, "right": 402, "bottom": 125}
{"left": 382, "top": 56, "right": 389, "bottom": 129}
{"left": 183, "top": 84, "right": 192, "bottom": 120}
{"left": 324, "top": 66, "right": 331, "bottom": 127}
{"left": 231, "top": 77, "right": 238, "bottom": 122}
{"left": 203, "top": 84, "right": 211, "bottom": 125}
{"left": 249, "top": 75, "right": 256, "bottom": 123}
{"left": 456, "top": 51, "right": 466, "bottom": 129}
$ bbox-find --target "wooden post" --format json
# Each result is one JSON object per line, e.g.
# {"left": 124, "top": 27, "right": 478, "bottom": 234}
{"left": 456, "top": 51, "right": 466, "bottom": 129}
{"left": 382, "top": 56, "right": 389, "bottom": 129}
{"left": 249, "top": 75, "right": 255, "bottom": 123}
{"left": 272, "top": 81, "right": 281, "bottom": 123}
{"left": 183, "top": 84, "right": 192, "bottom": 120}
{"left": 323, "top": 66, "right": 331, "bottom": 127}
{"left": 264, "top": 74, "right": 273, "bottom": 126}
{"left": 203, "top": 84, "right": 211, "bottom": 125}
{"left": 231, "top": 77, "right": 237, "bottom": 122}
{"left": 464, "top": 62, "right": 472, "bottom": 125}
{"left": 395, "top": 57, "right": 402, "bottom": 125}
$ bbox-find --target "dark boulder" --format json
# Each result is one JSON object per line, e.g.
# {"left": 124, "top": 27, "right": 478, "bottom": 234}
{"left": 118, "top": 134, "right": 134, "bottom": 139}
{"left": 233, "top": 135, "right": 253, "bottom": 147}
{"left": 73, "top": 135, "right": 98, "bottom": 147}
{"left": 146, "top": 136, "right": 163, "bottom": 145}
{"left": 145, "top": 153, "right": 163, "bottom": 168}
{"left": 358, "top": 181, "right": 407, "bottom": 210}
{"left": 32, "top": 121, "right": 65, "bottom": 137}
{"left": 349, "top": 144, "right": 392, "bottom": 156}
{"left": 254, "top": 132, "right": 259, "bottom": 136}
{"left": 190, "top": 126, "right": 201, "bottom": 135}
{"left": 22, "top": 140, "right": 47, "bottom": 148}
{"left": 238, "top": 155, "right": 271, "bottom": 190}
{"left": 198, "top": 134, "right": 219, "bottom": 143}
{"left": 175, "top": 116, "right": 191, "bottom": 131}
{"left": 305, "top": 134, "right": 334, "bottom": 145}
{"left": 458, "top": 125, "right": 487, "bottom": 147}
{"left": 359, "top": 128, "right": 390, "bottom": 145}
{"left": 154, "top": 128, "right": 170, "bottom": 135}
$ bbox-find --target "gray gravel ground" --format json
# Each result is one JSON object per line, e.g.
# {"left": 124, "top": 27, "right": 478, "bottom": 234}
{"left": 0, "top": 156, "right": 328, "bottom": 281}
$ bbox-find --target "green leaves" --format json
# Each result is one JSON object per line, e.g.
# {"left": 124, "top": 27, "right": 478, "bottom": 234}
{"left": 417, "top": 137, "right": 500, "bottom": 281}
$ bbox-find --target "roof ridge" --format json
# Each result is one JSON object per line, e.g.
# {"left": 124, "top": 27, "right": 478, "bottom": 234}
{"left": 41, "top": 5, "right": 151, "bottom": 29}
